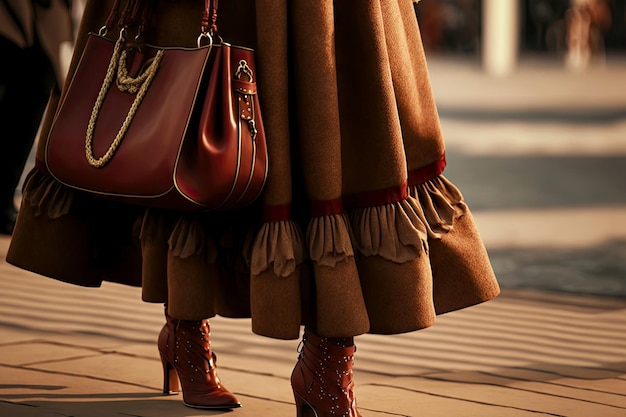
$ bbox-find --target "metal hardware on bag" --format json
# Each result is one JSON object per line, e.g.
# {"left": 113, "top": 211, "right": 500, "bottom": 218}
{"left": 235, "top": 59, "right": 257, "bottom": 139}
{"left": 247, "top": 119, "right": 257, "bottom": 140}
{"left": 84, "top": 30, "right": 164, "bottom": 168}
{"left": 197, "top": 31, "right": 213, "bottom": 48}
{"left": 48, "top": 0, "right": 267, "bottom": 211}
{"left": 236, "top": 93, "right": 257, "bottom": 140}
{"left": 235, "top": 60, "right": 253, "bottom": 82}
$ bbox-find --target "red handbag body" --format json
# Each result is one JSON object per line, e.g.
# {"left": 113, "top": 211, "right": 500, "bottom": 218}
{"left": 45, "top": 1, "right": 268, "bottom": 211}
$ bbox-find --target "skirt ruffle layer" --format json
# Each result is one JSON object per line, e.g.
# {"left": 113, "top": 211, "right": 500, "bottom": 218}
{"left": 8, "top": 170, "right": 499, "bottom": 339}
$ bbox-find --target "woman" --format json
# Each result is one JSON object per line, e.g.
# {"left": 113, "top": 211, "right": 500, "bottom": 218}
{"left": 7, "top": 0, "right": 500, "bottom": 414}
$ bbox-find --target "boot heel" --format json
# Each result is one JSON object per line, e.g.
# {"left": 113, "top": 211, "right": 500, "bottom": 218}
{"left": 160, "top": 353, "right": 180, "bottom": 395}
{"left": 291, "top": 328, "right": 361, "bottom": 416}
{"left": 157, "top": 312, "right": 240, "bottom": 408}
{"left": 294, "top": 392, "right": 317, "bottom": 417}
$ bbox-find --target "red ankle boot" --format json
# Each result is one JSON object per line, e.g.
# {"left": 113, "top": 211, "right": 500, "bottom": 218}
{"left": 158, "top": 310, "right": 241, "bottom": 409}
{"left": 291, "top": 328, "right": 362, "bottom": 417}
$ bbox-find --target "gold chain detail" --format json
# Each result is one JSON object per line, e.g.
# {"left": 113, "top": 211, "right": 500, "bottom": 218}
{"left": 85, "top": 35, "right": 164, "bottom": 168}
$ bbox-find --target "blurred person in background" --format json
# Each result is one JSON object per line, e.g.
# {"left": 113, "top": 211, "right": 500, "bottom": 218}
{"left": 528, "top": 0, "right": 570, "bottom": 51}
{"left": 566, "top": 0, "right": 613, "bottom": 70}
{"left": 0, "top": 0, "right": 73, "bottom": 235}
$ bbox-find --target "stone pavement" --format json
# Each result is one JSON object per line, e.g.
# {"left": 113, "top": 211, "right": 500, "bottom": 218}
{"left": 1, "top": 235, "right": 625, "bottom": 417}
{"left": 2, "top": 56, "right": 626, "bottom": 416}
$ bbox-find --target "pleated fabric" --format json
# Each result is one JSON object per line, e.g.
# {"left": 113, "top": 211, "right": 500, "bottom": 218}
{"left": 7, "top": 0, "right": 499, "bottom": 340}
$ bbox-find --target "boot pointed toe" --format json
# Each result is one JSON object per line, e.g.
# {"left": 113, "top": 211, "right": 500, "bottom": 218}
{"left": 158, "top": 309, "right": 241, "bottom": 409}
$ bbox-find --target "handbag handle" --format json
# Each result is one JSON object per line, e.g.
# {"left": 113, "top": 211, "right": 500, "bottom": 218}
{"left": 86, "top": 0, "right": 221, "bottom": 168}
{"left": 102, "top": 0, "right": 147, "bottom": 35}
{"left": 202, "top": 0, "right": 219, "bottom": 36}
{"left": 102, "top": 0, "right": 216, "bottom": 40}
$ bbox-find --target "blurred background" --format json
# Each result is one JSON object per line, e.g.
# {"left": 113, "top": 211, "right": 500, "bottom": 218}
{"left": 415, "top": 0, "right": 626, "bottom": 299}
{"left": 416, "top": 0, "right": 625, "bottom": 60}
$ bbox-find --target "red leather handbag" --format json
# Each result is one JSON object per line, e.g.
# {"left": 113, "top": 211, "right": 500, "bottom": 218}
{"left": 45, "top": 0, "right": 268, "bottom": 211}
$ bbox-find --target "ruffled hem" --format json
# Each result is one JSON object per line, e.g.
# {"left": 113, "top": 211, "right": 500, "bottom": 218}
{"left": 251, "top": 175, "right": 468, "bottom": 271}
{"left": 139, "top": 209, "right": 217, "bottom": 260}
{"left": 138, "top": 209, "right": 172, "bottom": 242}
{"left": 140, "top": 210, "right": 255, "bottom": 274}
{"left": 251, "top": 219, "right": 305, "bottom": 277}
{"left": 168, "top": 216, "right": 218, "bottom": 260}
{"left": 347, "top": 175, "right": 466, "bottom": 263}
{"left": 307, "top": 213, "right": 354, "bottom": 268}
{"left": 408, "top": 175, "right": 466, "bottom": 238}
{"left": 349, "top": 199, "right": 428, "bottom": 263}
{"left": 22, "top": 170, "right": 74, "bottom": 219}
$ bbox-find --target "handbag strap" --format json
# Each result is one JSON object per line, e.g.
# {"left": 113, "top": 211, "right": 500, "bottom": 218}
{"left": 100, "top": 0, "right": 144, "bottom": 39}
{"left": 86, "top": 0, "right": 220, "bottom": 168}
{"left": 202, "top": 0, "right": 219, "bottom": 35}
{"left": 102, "top": 0, "right": 215, "bottom": 39}
{"left": 103, "top": 0, "right": 122, "bottom": 33}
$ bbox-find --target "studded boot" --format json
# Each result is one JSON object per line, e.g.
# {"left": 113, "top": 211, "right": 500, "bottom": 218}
{"left": 291, "top": 328, "right": 362, "bottom": 417}
{"left": 157, "top": 308, "right": 241, "bottom": 409}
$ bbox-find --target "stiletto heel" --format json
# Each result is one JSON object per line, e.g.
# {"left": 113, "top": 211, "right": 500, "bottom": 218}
{"left": 158, "top": 309, "right": 241, "bottom": 409}
{"left": 291, "top": 328, "right": 362, "bottom": 417}
{"left": 294, "top": 391, "right": 318, "bottom": 417}
{"left": 160, "top": 353, "right": 180, "bottom": 395}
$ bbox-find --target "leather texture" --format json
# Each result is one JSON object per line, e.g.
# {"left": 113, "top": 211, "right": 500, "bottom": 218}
{"left": 158, "top": 309, "right": 241, "bottom": 409}
{"left": 45, "top": 0, "right": 267, "bottom": 211}
{"left": 291, "top": 328, "right": 362, "bottom": 417}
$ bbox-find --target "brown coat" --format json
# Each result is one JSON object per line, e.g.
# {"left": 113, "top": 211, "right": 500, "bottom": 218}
{"left": 7, "top": 0, "right": 499, "bottom": 340}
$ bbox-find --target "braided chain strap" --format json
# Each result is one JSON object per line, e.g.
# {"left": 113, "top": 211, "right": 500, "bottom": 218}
{"left": 85, "top": 31, "right": 164, "bottom": 168}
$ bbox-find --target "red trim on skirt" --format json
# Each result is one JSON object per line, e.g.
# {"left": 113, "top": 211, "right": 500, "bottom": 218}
{"left": 262, "top": 155, "right": 447, "bottom": 220}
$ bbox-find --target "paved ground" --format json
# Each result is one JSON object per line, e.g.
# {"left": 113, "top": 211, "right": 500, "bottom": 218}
{"left": 1, "top": 55, "right": 626, "bottom": 416}
{"left": 1, "top": 236, "right": 625, "bottom": 417}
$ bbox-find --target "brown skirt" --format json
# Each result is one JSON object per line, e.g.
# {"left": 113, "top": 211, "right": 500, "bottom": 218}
{"left": 7, "top": 0, "right": 499, "bottom": 340}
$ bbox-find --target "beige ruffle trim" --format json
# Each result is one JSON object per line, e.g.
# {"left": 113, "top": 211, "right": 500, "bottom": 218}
{"left": 251, "top": 213, "right": 354, "bottom": 276}
{"left": 22, "top": 171, "right": 74, "bottom": 218}
{"left": 350, "top": 199, "right": 428, "bottom": 263}
{"left": 251, "top": 220, "right": 305, "bottom": 277}
{"left": 307, "top": 213, "right": 355, "bottom": 268}
{"left": 138, "top": 209, "right": 171, "bottom": 242}
{"left": 136, "top": 175, "right": 464, "bottom": 273}
{"left": 139, "top": 209, "right": 217, "bottom": 260}
{"left": 350, "top": 175, "right": 466, "bottom": 263}
{"left": 251, "top": 175, "right": 467, "bottom": 273}
{"left": 408, "top": 175, "right": 466, "bottom": 239}
{"left": 168, "top": 216, "right": 218, "bottom": 260}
